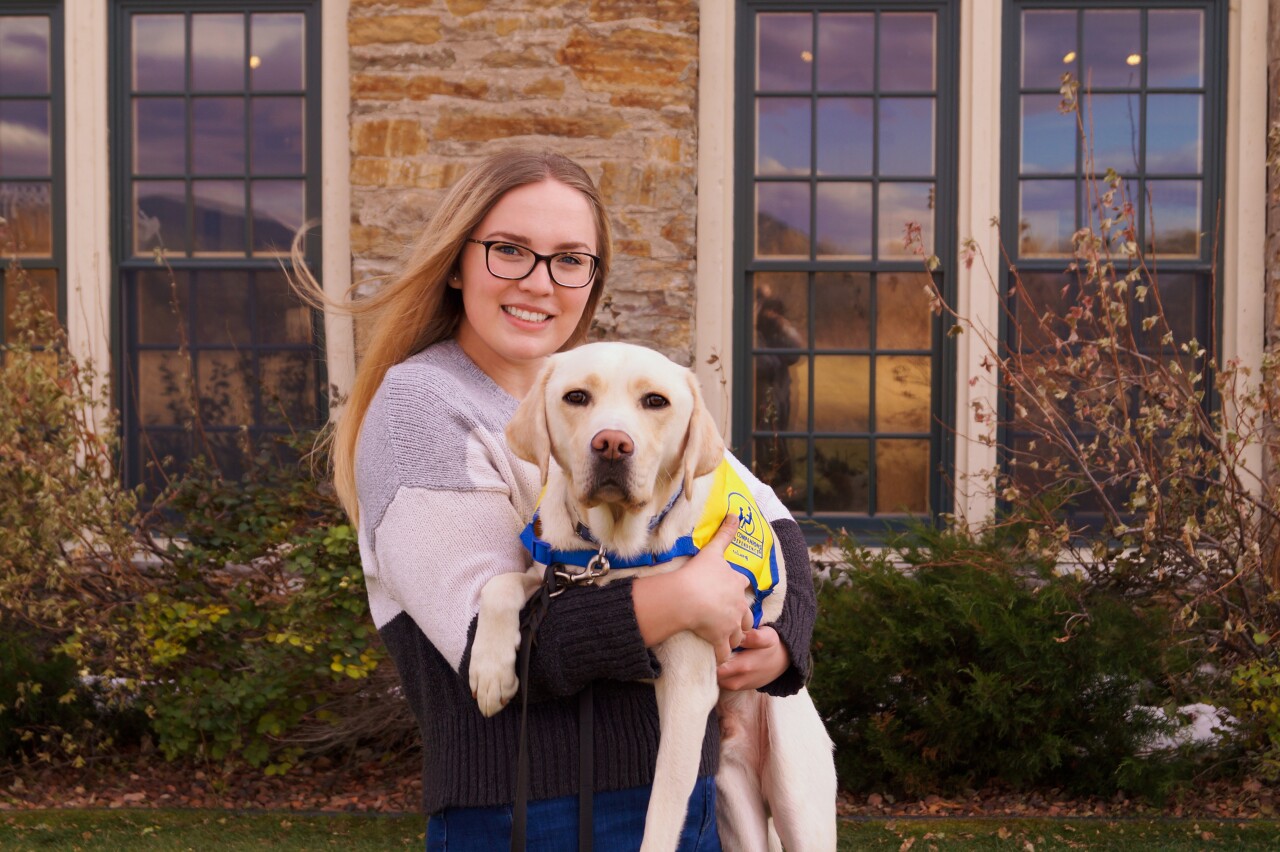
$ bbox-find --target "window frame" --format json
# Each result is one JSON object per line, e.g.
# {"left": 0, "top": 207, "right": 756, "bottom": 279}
{"left": 108, "top": 0, "right": 326, "bottom": 491}
{"left": 0, "top": 0, "right": 66, "bottom": 342}
{"left": 732, "top": 0, "right": 959, "bottom": 538}
{"left": 996, "top": 0, "right": 1229, "bottom": 520}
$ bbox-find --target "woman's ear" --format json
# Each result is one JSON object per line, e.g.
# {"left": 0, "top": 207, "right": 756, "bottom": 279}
{"left": 681, "top": 372, "right": 726, "bottom": 495}
{"left": 505, "top": 363, "right": 554, "bottom": 481}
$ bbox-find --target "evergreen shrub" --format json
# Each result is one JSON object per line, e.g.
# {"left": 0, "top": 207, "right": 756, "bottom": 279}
{"left": 809, "top": 522, "right": 1193, "bottom": 799}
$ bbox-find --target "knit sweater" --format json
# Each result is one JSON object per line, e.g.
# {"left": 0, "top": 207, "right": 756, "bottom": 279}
{"left": 355, "top": 339, "right": 817, "bottom": 815}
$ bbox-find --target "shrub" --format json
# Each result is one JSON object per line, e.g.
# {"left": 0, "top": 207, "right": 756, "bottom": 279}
{"left": 810, "top": 522, "right": 1192, "bottom": 798}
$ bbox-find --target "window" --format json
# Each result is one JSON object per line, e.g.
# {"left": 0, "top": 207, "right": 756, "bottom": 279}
{"left": 735, "top": 2, "right": 956, "bottom": 532}
{"left": 113, "top": 1, "right": 324, "bottom": 492}
{"left": 1001, "top": 2, "right": 1222, "bottom": 513}
{"left": 0, "top": 3, "right": 62, "bottom": 344}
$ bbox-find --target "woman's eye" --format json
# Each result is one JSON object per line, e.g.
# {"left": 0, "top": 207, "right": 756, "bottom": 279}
{"left": 642, "top": 393, "right": 669, "bottom": 410}
{"left": 554, "top": 253, "right": 583, "bottom": 267}
{"left": 493, "top": 242, "right": 524, "bottom": 257}
{"left": 563, "top": 390, "right": 590, "bottom": 406}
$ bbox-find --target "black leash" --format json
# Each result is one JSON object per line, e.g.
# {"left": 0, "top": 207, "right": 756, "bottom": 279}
{"left": 509, "top": 562, "right": 595, "bottom": 852}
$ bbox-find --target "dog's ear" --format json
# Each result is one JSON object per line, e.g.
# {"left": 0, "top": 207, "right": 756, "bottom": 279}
{"left": 681, "top": 371, "right": 726, "bottom": 494}
{"left": 506, "top": 361, "right": 554, "bottom": 481}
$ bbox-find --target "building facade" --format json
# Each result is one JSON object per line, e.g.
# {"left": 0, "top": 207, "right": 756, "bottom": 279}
{"left": 0, "top": 0, "right": 1273, "bottom": 535}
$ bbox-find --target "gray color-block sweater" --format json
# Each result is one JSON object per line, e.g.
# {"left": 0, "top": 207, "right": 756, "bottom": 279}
{"left": 356, "top": 340, "right": 816, "bottom": 815}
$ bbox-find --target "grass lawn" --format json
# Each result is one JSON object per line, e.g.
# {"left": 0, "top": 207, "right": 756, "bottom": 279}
{"left": 3, "top": 810, "right": 1280, "bottom": 850}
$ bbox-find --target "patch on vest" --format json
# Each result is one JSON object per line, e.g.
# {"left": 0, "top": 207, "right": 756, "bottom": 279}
{"left": 692, "top": 459, "right": 779, "bottom": 602}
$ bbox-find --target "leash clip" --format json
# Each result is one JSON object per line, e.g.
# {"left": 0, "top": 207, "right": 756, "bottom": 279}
{"left": 549, "top": 551, "right": 611, "bottom": 597}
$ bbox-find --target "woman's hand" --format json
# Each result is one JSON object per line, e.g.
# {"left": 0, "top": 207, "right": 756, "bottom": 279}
{"left": 632, "top": 514, "right": 753, "bottom": 663}
{"left": 716, "top": 626, "right": 790, "bottom": 691}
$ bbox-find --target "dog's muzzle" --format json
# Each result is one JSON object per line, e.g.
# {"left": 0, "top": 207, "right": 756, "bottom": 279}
{"left": 586, "top": 429, "right": 635, "bottom": 504}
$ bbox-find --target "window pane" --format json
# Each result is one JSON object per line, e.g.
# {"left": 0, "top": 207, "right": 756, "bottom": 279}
{"left": 137, "top": 429, "right": 192, "bottom": 495}
{"left": 261, "top": 352, "right": 318, "bottom": 427}
{"left": 816, "top": 13, "right": 872, "bottom": 91}
{"left": 1148, "top": 10, "right": 1203, "bottom": 88}
{"left": 876, "top": 272, "right": 932, "bottom": 350}
{"left": 251, "top": 13, "right": 305, "bottom": 91}
{"left": 1082, "top": 9, "right": 1141, "bottom": 89}
{"left": 1021, "top": 94, "right": 1076, "bottom": 174}
{"left": 1145, "top": 179, "right": 1200, "bottom": 257}
{"left": 814, "top": 355, "right": 869, "bottom": 432}
{"left": 876, "top": 439, "right": 929, "bottom": 513}
{"left": 880, "top": 13, "right": 934, "bottom": 92}
{"left": 4, "top": 267, "right": 57, "bottom": 343}
{"left": 0, "top": 16, "right": 50, "bottom": 96}
{"left": 757, "top": 13, "right": 811, "bottom": 92}
{"left": 194, "top": 271, "right": 249, "bottom": 344}
{"left": 135, "top": 180, "right": 187, "bottom": 255}
{"left": 193, "top": 97, "right": 246, "bottom": 174}
{"left": 135, "top": 269, "right": 188, "bottom": 346}
{"left": 0, "top": 182, "right": 52, "bottom": 256}
{"left": 879, "top": 98, "right": 934, "bottom": 176}
{"left": 878, "top": 182, "right": 932, "bottom": 258}
{"left": 754, "top": 436, "right": 807, "bottom": 511}
{"left": 138, "top": 350, "right": 191, "bottom": 426}
{"left": 757, "top": 99, "right": 810, "bottom": 176}
{"left": 754, "top": 353, "right": 807, "bottom": 433}
{"left": 1146, "top": 272, "right": 1206, "bottom": 346}
{"left": 192, "top": 14, "right": 245, "bottom": 91}
{"left": 192, "top": 180, "right": 246, "bottom": 254}
{"left": 0, "top": 102, "right": 50, "bottom": 177}
{"left": 752, "top": 271, "right": 807, "bottom": 349}
{"left": 876, "top": 355, "right": 931, "bottom": 433}
{"left": 1089, "top": 94, "right": 1139, "bottom": 175}
{"left": 1012, "top": 270, "right": 1072, "bottom": 349}
{"left": 1019, "top": 180, "right": 1075, "bottom": 256}
{"left": 134, "top": 98, "right": 187, "bottom": 175}
{"left": 816, "top": 182, "right": 872, "bottom": 259}
{"left": 1147, "top": 95, "right": 1202, "bottom": 174}
{"left": 256, "top": 270, "right": 314, "bottom": 344}
{"left": 813, "top": 438, "right": 869, "bottom": 512}
{"left": 1022, "top": 10, "right": 1077, "bottom": 89}
{"left": 252, "top": 180, "right": 304, "bottom": 255}
{"left": 756, "top": 182, "right": 810, "bottom": 258}
{"left": 251, "top": 97, "right": 304, "bottom": 174}
{"left": 816, "top": 98, "right": 872, "bottom": 176}
{"left": 197, "top": 350, "right": 252, "bottom": 427}
{"left": 814, "top": 272, "right": 870, "bottom": 350}
{"left": 133, "top": 15, "right": 185, "bottom": 93}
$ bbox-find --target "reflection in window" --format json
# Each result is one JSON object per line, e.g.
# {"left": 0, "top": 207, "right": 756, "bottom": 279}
{"left": 1005, "top": 3, "right": 1219, "bottom": 523}
{"left": 119, "top": 5, "right": 321, "bottom": 495}
{"left": 742, "top": 4, "right": 950, "bottom": 526}
{"left": 0, "top": 9, "right": 59, "bottom": 343}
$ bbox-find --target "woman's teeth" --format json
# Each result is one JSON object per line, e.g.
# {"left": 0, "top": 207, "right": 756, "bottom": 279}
{"left": 504, "top": 306, "right": 550, "bottom": 322}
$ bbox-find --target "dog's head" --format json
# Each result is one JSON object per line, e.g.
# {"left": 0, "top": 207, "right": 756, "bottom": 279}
{"left": 506, "top": 342, "right": 724, "bottom": 512}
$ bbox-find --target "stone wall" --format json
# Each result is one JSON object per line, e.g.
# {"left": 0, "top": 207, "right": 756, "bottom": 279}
{"left": 348, "top": 0, "right": 702, "bottom": 363}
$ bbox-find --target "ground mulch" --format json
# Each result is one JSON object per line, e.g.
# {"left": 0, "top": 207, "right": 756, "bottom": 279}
{"left": 2, "top": 749, "right": 1275, "bottom": 821}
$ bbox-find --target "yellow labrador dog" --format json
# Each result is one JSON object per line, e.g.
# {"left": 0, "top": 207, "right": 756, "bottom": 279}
{"left": 469, "top": 342, "right": 836, "bottom": 852}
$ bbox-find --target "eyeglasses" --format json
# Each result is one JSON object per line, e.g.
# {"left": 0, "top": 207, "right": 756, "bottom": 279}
{"left": 465, "top": 239, "right": 599, "bottom": 289}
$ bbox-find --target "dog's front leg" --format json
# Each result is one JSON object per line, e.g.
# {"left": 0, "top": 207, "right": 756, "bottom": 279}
{"left": 469, "top": 568, "right": 544, "bottom": 717}
{"left": 642, "top": 632, "right": 720, "bottom": 852}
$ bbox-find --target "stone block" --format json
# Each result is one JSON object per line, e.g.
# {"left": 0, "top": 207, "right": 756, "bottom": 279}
{"left": 349, "top": 14, "right": 443, "bottom": 46}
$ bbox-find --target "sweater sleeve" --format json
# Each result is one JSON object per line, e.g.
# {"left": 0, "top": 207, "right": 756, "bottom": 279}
{"left": 359, "top": 370, "right": 657, "bottom": 703}
{"left": 723, "top": 453, "right": 816, "bottom": 696}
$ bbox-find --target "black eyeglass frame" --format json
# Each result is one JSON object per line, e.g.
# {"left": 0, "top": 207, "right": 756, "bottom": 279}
{"left": 464, "top": 238, "right": 600, "bottom": 289}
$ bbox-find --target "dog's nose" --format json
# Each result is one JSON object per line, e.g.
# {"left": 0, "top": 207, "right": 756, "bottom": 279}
{"left": 591, "top": 429, "right": 634, "bottom": 460}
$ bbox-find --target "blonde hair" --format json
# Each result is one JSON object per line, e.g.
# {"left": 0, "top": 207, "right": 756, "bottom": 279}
{"left": 294, "top": 149, "right": 612, "bottom": 522}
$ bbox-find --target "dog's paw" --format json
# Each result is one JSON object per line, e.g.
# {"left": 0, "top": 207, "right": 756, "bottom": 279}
{"left": 468, "top": 628, "right": 521, "bottom": 718}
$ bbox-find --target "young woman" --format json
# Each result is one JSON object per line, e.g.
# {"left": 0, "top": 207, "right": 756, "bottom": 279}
{"left": 318, "top": 149, "right": 816, "bottom": 850}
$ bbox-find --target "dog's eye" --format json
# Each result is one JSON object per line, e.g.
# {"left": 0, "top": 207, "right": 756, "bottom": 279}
{"left": 563, "top": 389, "right": 591, "bottom": 406}
{"left": 642, "top": 393, "right": 670, "bottom": 410}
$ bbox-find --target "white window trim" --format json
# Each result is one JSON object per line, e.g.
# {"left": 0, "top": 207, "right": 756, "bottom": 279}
{"left": 63, "top": 0, "right": 353, "bottom": 423}
{"left": 694, "top": 0, "right": 1270, "bottom": 524}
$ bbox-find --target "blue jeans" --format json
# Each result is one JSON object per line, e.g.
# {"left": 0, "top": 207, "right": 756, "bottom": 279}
{"left": 425, "top": 775, "right": 721, "bottom": 852}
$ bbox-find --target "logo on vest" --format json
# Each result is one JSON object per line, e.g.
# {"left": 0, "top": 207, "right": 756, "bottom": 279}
{"left": 727, "top": 490, "right": 766, "bottom": 559}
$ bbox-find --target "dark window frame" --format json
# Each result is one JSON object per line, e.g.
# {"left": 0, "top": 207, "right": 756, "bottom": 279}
{"left": 733, "top": 0, "right": 958, "bottom": 541}
{"left": 998, "top": 0, "right": 1227, "bottom": 523}
{"left": 0, "top": 1, "right": 66, "bottom": 342}
{"left": 109, "top": 0, "right": 325, "bottom": 493}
